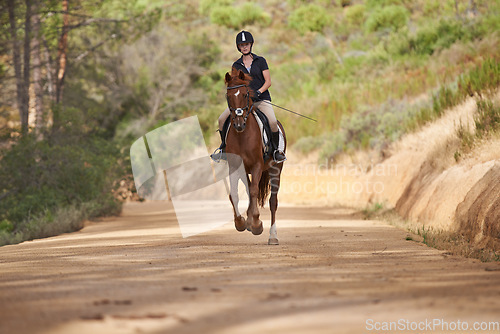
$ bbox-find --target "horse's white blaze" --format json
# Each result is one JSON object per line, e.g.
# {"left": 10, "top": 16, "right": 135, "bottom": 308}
{"left": 234, "top": 90, "right": 240, "bottom": 97}
{"left": 269, "top": 224, "right": 277, "bottom": 239}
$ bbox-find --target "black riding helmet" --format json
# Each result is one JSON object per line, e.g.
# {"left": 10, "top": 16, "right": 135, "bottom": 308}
{"left": 236, "top": 31, "right": 254, "bottom": 54}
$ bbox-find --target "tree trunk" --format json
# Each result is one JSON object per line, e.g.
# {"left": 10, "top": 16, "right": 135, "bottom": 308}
{"left": 22, "top": 0, "right": 32, "bottom": 134}
{"left": 52, "top": 0, "right": 69, "bottom": 134}
{"left": 32, "top": 1, "right": 44, "bottom": 140}
{"left": 56, "top": 0, "right": 69, "bottom": 104}
{"left": 43, "top": 38, "right": 56, "bottom": 103}
{"left": 7, "top": 0, "right": 28, "bottom": 134}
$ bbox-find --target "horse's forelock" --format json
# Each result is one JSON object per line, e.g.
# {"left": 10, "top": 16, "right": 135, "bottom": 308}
{"left": 228, "top": 67, "right": 251, "bottom": 86}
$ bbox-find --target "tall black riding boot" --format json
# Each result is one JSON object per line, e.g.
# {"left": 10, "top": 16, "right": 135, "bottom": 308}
{"left": 271, "top": 131, "right": 286, "bottom": 163}
{"left": 210, "top": 130, "right": 227, "bottom": 162}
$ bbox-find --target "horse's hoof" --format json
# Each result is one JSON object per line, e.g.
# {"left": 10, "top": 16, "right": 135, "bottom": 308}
{"left": 268, "top": 238, "right": 279, "bottom": 245}
{"left": 235, "top": 216, "right": 246, "bottom": 232}
{"left": 251, "top": 222, "right": 263, "bottom": 235}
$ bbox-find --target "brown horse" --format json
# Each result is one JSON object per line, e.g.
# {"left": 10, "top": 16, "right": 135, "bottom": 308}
{"left": 224, "top": 68, "right": 286, "bottom": 245}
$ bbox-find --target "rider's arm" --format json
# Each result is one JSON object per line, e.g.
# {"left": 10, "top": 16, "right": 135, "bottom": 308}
{"left": 257, "top": 69, "right": 271, "bottom": 94}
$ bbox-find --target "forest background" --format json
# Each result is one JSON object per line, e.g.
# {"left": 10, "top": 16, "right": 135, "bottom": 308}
{"left": 1, "top": 0, "right": 499, "bottom": 245}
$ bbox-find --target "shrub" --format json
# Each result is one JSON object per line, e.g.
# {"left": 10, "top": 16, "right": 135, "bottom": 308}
{"left": 410, "top": 19, "right": 467, "bottom": 55}
{"left": 474, "top": 99, "right": 500, "bottom": 138}
{"left": 210, "top": 6, "right": 239, "bottom": 28}
{"left": 209, "top": 3, "right": 271, "bottom": 29}
{"left": 411, "top": 25, "right": 439, "bottom": 55}
{"left": 434, "top": 19, "right": 464, "bottom": 50}
{"left": 0, "top": 134, "right": 124, "bottom": 242}
{"left": 365, "top": 0, "right": 403, "bottom": 8}
{"left": 289, "top": 4, "right": 331, "bottom": 34}
{"left": 239, "top": 3, "right": 271, "bottom": 27}
{"left": 199, "top": 0, "right": 233, "bottom": 16}
{"left": 458, "top": 58, "right": 500, "bottom": 96}
{"left": 293, "top": 136, "right": 325, "bottom": 153}
{"left": 345, "top": 4, "right": 366, "bottom": 27}
{"left": 365, "top": 5, "right": 409, "bottom": 33}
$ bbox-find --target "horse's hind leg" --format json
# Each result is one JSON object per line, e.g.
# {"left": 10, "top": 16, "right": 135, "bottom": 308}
{"left": 268, "top": 164, "right": 282, "bottom": 245}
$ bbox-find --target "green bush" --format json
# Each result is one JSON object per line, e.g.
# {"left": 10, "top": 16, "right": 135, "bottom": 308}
{"left": 293, "top": 136, "right": 325, "bottom": 153}
{"left": 365, "top": 5, "right": 409, "bottom": 32}
{"left": 199, "top": 0, "right": 233, "bottom": 16}
{"left": 239, "top": 3, "right": 271, "bottom": 27}
{"left": 411, "top": 25, "right": 439, "bottom": 54}
{"left": 209, "top": 3, "right": 271, "bottom": 29}
{"left": 405, "top": 58, "right": 500, "bottom": 131}
{"left": 289, "top": 4, "right": 331, "bottom": 34}
{"left": 474, "top": 99, "right": 500, "bottom": 138}
{"left": 210, "top": 6, "right": 239, "bottom": 28}
{"left": 458, "top": 58, "right": 500, "bottom": 96}
{"left": 365, "top": 0, "right": 403, "bottom": 8}
{"left": 0, "top": 134, "right": 124, "bottom": 243}
{"left": 345, "top": 4, "right": 366, "bottom": 27}
{"left": 410, "top": 19, "right": 467, "bottom": 55}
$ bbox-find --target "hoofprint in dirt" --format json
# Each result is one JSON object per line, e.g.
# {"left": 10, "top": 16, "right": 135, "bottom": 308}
{"left": 0, "top": 201, "right": 499, "bottom": 334}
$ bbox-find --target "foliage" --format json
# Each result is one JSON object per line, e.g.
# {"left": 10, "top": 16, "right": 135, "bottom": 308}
{"left": 454, "top": 98, "right": 500, "bottom": 162}
{"left": 0, "top": 130, "right": 125, "bottom": 245}
{"left": 207, "top": 2, "right": 270, "bottom": 29}
{"left": 345, "top": 4, "right": 366, "bottom": 27}
{"left": 365, "top": 5, "right": 409, "bottom": 33}
{"left": 474, "top": 99, "right": 500, "bottom": 138}
{"left": 365, "top": 0, "right": 403, "bottom": 8}
{"left": 410, "top": 19, "right": 466, "bottom": 55}
{"left": 289, "top": 4, "right": 331, "bottom": 34}
{"left": 199, "top": 0, "right": 233, "bottom": 16}
{"left": 210, "top": 6, "right": 239, "bottom": 28}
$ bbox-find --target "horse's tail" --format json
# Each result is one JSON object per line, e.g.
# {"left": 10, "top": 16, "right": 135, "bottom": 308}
{"left": 258, "top": 169, "right": 271, "bottom": 207}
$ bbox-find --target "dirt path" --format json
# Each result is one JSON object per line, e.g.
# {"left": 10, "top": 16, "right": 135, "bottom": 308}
{"left": 1, "top": 201, "right": 499, "bottom": 334}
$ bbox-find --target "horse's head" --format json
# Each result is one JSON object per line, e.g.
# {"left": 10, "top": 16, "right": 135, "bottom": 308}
{"left": 225, "top": 68, "right": 253, "bottom": 133}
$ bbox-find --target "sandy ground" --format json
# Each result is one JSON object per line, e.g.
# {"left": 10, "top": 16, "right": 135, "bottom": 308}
{"left": 1, "top": 201, "right": 500, "bottom": 334}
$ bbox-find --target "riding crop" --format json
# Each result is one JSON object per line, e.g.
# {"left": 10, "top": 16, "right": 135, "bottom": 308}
{"left": 260, "top": 100, "right": 317, "bottom": 122}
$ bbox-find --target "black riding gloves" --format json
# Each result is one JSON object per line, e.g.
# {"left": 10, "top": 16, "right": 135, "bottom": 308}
{"left": 255, "top": 90, "right": 262, "bottom": 100}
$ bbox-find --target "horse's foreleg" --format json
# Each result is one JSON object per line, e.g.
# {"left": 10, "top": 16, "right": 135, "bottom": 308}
{"left": 229, "top": 169, "right": 246, "bottom": 232}
{"left": 247, "top": 166, "right": 263, "bottom": 235}
{"left": 268, "top": 164, "right": 282, "bottom": 245}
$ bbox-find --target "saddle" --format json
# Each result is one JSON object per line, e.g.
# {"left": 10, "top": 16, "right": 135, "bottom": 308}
{"left": 223, "top": 108, "right": 284, "bottom": 162}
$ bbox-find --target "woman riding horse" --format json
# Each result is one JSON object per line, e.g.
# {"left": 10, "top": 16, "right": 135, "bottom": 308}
{"left": 222, "top": 68, "right": 286, "bottom": 245}
{"left": 211, "top": 31, "right": 286, "bottom": 164}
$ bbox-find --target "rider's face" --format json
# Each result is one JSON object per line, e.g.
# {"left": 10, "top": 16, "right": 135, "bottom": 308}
{"left": 239, "top": 43, "right": 251, "bottom": 54}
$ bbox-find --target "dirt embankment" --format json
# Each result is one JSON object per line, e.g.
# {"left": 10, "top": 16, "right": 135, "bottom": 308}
{"left": 282, "top": 95, "right": 500, "bottom": 251}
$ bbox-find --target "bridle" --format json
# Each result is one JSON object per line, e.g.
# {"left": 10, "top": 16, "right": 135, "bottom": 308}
{"left": 226, "top": 84, "right": 253, "bottom": 129}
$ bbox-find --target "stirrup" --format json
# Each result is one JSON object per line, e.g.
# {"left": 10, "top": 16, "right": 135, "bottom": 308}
{"left": 273, "top": 150, "right": 286, "bottom": 163}
{"left": 210, "top": 148, "right": 226, "bottom": 163}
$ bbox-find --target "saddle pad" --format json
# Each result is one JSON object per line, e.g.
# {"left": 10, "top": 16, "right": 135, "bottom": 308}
{"left": 253, "top": 111, "right": 285, "bottom": 152}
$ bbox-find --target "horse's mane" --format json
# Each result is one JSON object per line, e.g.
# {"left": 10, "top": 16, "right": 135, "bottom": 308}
{"left": 226, "top": 67, "right": 252, "bottom": 86}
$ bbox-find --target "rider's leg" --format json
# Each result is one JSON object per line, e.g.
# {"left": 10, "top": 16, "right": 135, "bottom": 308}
{"left": 254, "top": 101, "right": 278, "bottom": 132}
{"left": 254, "top": 101, "right": 286, "bottom": 163}
{"left": 218, "top": 107, "right": 230, "bottom": 132}
{"left": 211, "top": 108, "right": 230, "bottom": 162}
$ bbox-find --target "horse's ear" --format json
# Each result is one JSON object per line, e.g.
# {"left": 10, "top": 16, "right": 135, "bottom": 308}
{"left": 238, "top": 70, "right": 246, "bottom": 80}
{"left": 225, "top": 72, "right": 231, "bottom": 84}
